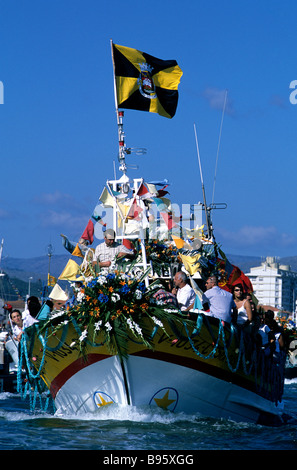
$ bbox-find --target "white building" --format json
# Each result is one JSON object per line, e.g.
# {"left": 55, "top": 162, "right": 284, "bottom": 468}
{"left": 245, "top": 257, "right": 297, "bottom": 317}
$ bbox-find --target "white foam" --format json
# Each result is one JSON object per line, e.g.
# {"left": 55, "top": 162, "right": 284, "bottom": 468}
{"left": 54, "top": 403, "right": 200, "bottom": 424}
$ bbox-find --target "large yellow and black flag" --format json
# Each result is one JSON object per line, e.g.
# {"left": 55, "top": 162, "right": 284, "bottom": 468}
{"left": 112, "top": 43, "right": 183, "bottom": 119}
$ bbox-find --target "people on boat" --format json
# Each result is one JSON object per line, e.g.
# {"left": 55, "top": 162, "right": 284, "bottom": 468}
{"left": 22, "top": 296, "right": 40, "bottom": 328}
{"left": 255, "top": 310, "right": 276, "bottom": 356}
{"left": 172, "top": 271, "right": 196, "bottom": 312}
{"left": 9, "top": 309, "right": 23, "bottom": 342}
{"left": 262, "top": 310, "right": 286, "bottom": 361}
{"left": 202, "top": 275, "right": 237, "bottom": 324}
{"left": 92, "top": 228, "right": 135, "bottom": 269}
{"left": 49, "top": 283, "right": 68, "bottom": 310}
{"left": 232, "top": 284, "right": 253, "bottom": 326}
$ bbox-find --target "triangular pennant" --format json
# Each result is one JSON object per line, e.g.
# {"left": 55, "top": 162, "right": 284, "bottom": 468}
{"left": 58, "top": 259, "right": 82, "bottom": 281}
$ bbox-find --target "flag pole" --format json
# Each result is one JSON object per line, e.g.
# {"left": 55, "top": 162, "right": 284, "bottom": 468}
{"left": 110, "top": 39, "right": 119, "bottom": 113}
{"left": 110, "top": 39, "right": 126, "bottom": 174}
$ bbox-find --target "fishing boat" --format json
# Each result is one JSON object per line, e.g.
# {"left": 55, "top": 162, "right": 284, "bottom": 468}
{"left": 17, "top": 43, "right": 288, "bottom": 425}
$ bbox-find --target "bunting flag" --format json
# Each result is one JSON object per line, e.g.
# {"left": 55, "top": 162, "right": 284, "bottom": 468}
{"left": 49, "top": 283, "right": 69, "bottom": 301}
{"left": 72, "top": 243, "right": 84, "bottom": 258}
{"left": 122, "top": 238, "right": 137, "bottom": 252}
{"left": 156, "top": 185, "right": 169, "bottom": 198}
{"left": 61, "top": 235, "right": 85, "bottom": 257}
{"left": 127, "top": 198, "right": 143, "bottom": 220}
{"left": 92, "top": 213, "right": 107, "bottom": 227}
{"left": 152, "top": 196, "right": 171, "bottom": 212}
{"left": 80, "top": 219, "right": 94, "bottom": 245}
{"left": 136, "top": 182, "right": 153, "bottom": 199}
{"left": 160, "top": 212, "right": 177, "bottom": 230}
{"left": 61, "top": 234, "right": 76, "bottom": 254}
{"left": 47, "top": 274, "right": 57, "bottom": 287}
{"left": 58, "top": 259, "right": 83, "bottom": 281}
{"left": 180, "top": 253, "right": 201, "bottom": 275}
{"left": 217, "top": 258, "right": 253, "bottom": 293}
{"left": 99, "top": 187, "right": 115, "bottom": 207}
{"left": 172, "top": 235, "right": 185, "bottom": 249}
{"left": 112, "top": 43, "right": 183, "bottom": 118}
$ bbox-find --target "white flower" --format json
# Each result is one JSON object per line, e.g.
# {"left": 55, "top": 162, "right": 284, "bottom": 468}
{"left": 111, "top": 293, "right": 120, "bottom": 302}
{"left": 105, "top": 322, "right": 112, "bottom": 332}
{"left": 97, "top": 274, "right": 107, "bottom": 285}
{"left": 135, "top": 289, "right": 142, "bottom": 300}
{"left": 95, "top": 320, "right": 102, "bottom": 331}
{"left": 152, "top": 316, "right": 163, "bottom": 328}
{"left": 76, "top": 291, "right": 85, "bottom": 303}
{"left": 134, "top": 323, "right": 142, "bottom": 336}
{"left": 79, "top": 330, "right": 88, "bottom": 342}
{"left": 50, "top": 310, "right": 65, "bottom": 320}
{"left": 127, "top": 318, "right": 143, "bottom": 337}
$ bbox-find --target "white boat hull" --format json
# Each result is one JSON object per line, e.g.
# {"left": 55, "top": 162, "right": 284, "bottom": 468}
{"left": 54, "top": 355, "right": 284, "bottom": 424}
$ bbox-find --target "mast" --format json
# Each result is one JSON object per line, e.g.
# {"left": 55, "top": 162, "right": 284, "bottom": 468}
{"left": 0, "top": 239, "right": 4, "bottom": 277}
{"left": 110, "top": 40, "right": 149, "bottom": 284}
{"left": 110, "top": 39, "right": 127, "bottom": 175}
{"left": 193, "top": 124, "right": 212, "bottom": 239}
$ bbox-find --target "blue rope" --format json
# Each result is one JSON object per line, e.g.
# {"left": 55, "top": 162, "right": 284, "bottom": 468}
{"left": 17, "top": 329, "right": 55, "bottom": 413}
{"left": 184, "top": 318, "right": 284, "bottom": 403}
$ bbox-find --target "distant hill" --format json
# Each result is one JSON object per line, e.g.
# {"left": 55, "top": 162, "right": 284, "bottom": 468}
{"left": 1, "top": 252, "right": 297, "bottom": 301}
{"left": 2, "top": 252, "right": 297, "bottom": 281}
{"left": 0, "top": 254, "right": 70, "bottom": 300}
{"left": 1, "top": 254, "right": 70, "bottom": 282}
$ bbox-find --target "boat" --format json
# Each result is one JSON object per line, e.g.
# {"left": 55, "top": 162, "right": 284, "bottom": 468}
{"left": 16, "top": 43, "right": 288, "bottom": 425}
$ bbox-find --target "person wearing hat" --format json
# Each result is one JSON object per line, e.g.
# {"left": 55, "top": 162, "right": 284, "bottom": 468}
{"left": 92, "top": 228, "right": 134, "bottom": 268}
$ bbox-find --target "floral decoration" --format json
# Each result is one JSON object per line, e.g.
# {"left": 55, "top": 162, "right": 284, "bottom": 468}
{"left": 40, "top": 268, "right": 187, "bottom": 359}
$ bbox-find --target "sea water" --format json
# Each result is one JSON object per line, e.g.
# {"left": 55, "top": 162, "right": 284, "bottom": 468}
{"left": 1, "top": 380, "right": 297, "bottom": 451}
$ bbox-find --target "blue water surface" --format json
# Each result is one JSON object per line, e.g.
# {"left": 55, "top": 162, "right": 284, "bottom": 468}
{"left": 1, "top": 380, "right": 297, "bottom": 450}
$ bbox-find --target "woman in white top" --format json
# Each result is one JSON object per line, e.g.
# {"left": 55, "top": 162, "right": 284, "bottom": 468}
{"left": 232, "top": 284, "right": 253, "bottom": 326}
{"left": 10, "top": 309, "right": 24, "bottom": 342}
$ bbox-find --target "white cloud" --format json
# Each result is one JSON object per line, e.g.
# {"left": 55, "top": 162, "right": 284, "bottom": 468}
{"left": 39, "top": 210, "right": 88, "bottom": 230}
{"left": 203, "top": 87, "right": 235, "bottom": 116}
{"left": 216, "top": 225, "right": 297, "bottom": 252}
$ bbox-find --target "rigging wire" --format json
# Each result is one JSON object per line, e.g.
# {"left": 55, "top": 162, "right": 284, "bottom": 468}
{"left": 212, "top": 89, "right": 228, "bottom": 206}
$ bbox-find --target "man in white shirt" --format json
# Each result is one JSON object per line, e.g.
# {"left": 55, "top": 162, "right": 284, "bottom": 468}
{"left": 172, "top": 271, "right": 196, "bottom": 312}
{"left": 202, "top": 275, "right": 237, "bottom": 323}
{"left": 92, "top": 229, "right": 135, "bottom": 268}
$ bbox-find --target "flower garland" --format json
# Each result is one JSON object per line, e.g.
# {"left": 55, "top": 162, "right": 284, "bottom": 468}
{"left": 39, "top": 269, "right": 185, "bottom": 359}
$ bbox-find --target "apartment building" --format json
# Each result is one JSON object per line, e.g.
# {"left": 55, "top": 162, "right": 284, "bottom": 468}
{"left": 245, "top": 257, "right": 297, "bottom": 316}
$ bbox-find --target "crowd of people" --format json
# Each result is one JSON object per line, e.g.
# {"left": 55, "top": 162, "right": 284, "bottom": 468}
{"left": 168, "top": 271, "right": 288, "bottom": 361}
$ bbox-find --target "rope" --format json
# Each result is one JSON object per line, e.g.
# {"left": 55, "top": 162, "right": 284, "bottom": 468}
{"left": 17, "top": 329, "right": 55, "bottom": 413}
{"left": 184, "top": 318, "right": 284, "bottom": 403}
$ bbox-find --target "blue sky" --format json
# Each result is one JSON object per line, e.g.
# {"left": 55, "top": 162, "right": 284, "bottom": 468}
{"left": 1, "top": 0, "right": 297, "bottom": 261}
